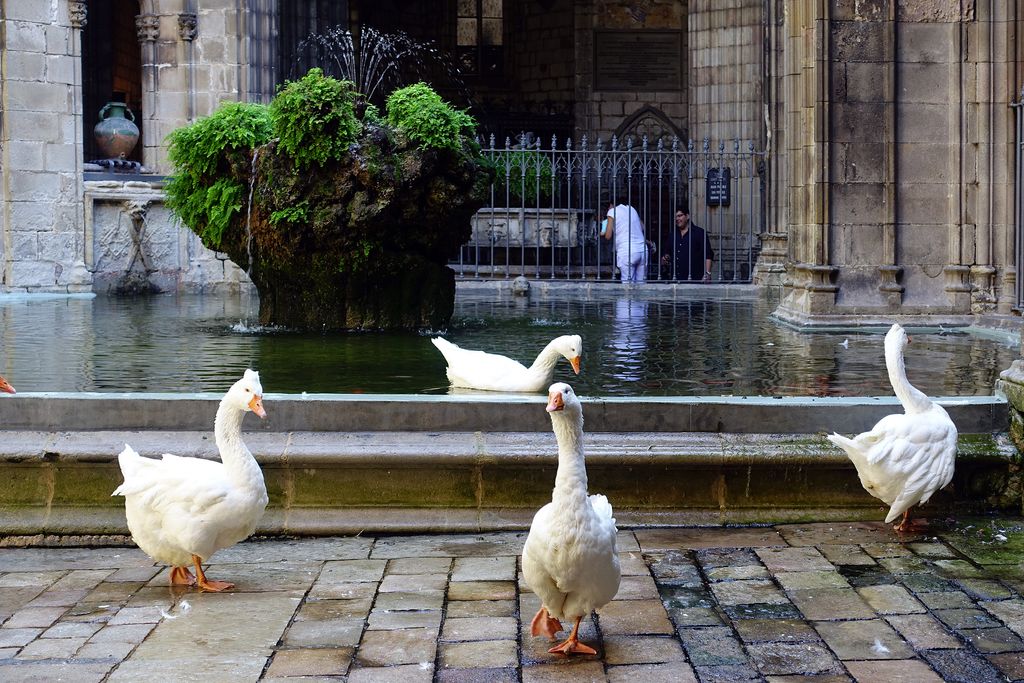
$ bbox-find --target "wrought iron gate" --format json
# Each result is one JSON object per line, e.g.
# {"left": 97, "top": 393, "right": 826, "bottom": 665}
{"left": 453, "top": 135, "right": 766, "bottom": 283}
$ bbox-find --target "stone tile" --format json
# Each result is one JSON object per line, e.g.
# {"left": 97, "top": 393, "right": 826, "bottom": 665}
{"left": 602, "top": 635, "right": 685, "bottom": 664}
{"left": 788, "top": 588, "right": 875, "bottom": 620}
{"left": 659, "top": 585, "right": 715, "bottom": 609}
{"left": 907, "top": 541, "right": 957, "bottom": 558}
{"left": 721, "top": 602, "right": 803, "bottom": 620}
{"left": 447, "top": 581, "right": 515, "bottom": 601}
{"left": 49, "top": 569, "right": 115, "bottom": 591}
{"left": 747, "top": 641, "right": 841, "bottom": 675}
{"left": 981, "top": 598, "right": 1024, "bottom": 637}
{"left": 775, "top": 571, "right": 850, "bottom": 591}
{"left": 618, "top": 552, "right": 649, "bottom": 576}
{"left": 836, "top": 565, "right": 897, "bottom": 588}
{"left": 3, "top": 606, "right": 66, "bottom": 628}
{"left": 647, "top": 552, "right": 702, "bottom": 587}
{"left": 776, "top": 522, "right": 902, "bottom": 547}
{"left": 957, "top": 578, "right": 1012, "bottom": 601}
{"left": 24, "top": 589, "right": 89, "bottom": 608}
{"left": 347, "top": 664, "right": 434, "bottom": 683}
{"left": 756, "top": 547, "right": 833, "bottom": 572}
{"left": 0, "top": 628, "right": 43, "bottom": 647}
{"left": 318, "top": 559, "right": 387, "bottom": 583}
{"left": 987, "top": 652, "right": 1024, "bottom": 680}
{"left": 356, "top": 628, "right": 439, "bottom": 666}
{"left": 636, "top": 527, "right": 784, "bottom": 551}
{"left": 819, "top": 544, "right": 876, "bottom": 566}
{"left": 933, "top": 559, "right": 985, "bottom": 579}
{"left": 370, "top": 532, "right": 526, "bottom": 559}
{"left": 522, "top": 661, "right": 607, "bottom": 683}
{"left": 900, "top": 572, "right": 956, "bottom": 593}
{"left": 920, "top": 649, "right": 1006, "bottom": 683}
{"left": 0, "top": 572, "right": 66, "bottom": 588}
{"left": 377, "top": 573, "right": 447, "bottom": 593}
{"left": 450, "top": 557, "right": 516, "bottom": 582}
{"left": 765, "top": 676, "right": 851, "bottom": 683}
{"left": 84, "top": 581, "right": 145, "bottom": 605}
{"left": 934, "top": 607, "right": 1001, "bottom": 630}
{"left": 372, "top": 590, "right": 445, "bottom": 611}
{"left": 711, "top": 579, "right": 788, "bottom": 606}
{"left": 74, "top": 640, "right": 137, "bottom": 660}
{"left": 814, "top": 620, "right": 914, "bottom": 660}
{"left": 307, "top": 582, "right": 377, "bottom": 601}
{"left": 918, "top": 590, "right": 973, "bottom": 610}
{"left": 103, "top": 566, "right": 161, "bottom": 583}
{"left": 0, "top": 660, "right": 114, "bottom": 682}
{"left": 705, "top": 565, "right": 769, "bottom": 582}
{"left": 615, "top": 575, "right": 659, "bottom": 600}
{"left": 885, "top": 613, "right": 961, "bottom": 650}
{"left": 106, "top": 605, "right": 167, "bottom": 625}
{"left": 437, "top": 668, "right": 517, "bottom": 683}
{"left": 878, "top": 556, "right": 928, "bottom": 574}
{"left": 695, "top": 664, "right": 763, "bottom": 682}
{"left": 606, "top": 661, "right": 698, "bottom": 683}
{"left": 862, "top": 543, "right": 912, "bottom": 559}
{"left": 107, "top": 590, "right": 303, "bottom": 682}
{"left": 88, "top": 622, "right": 157, "bottom": 645}
{"left": 960, "top": 627, "right": 1024, "bottom": 653}
{"left": 16, "top": 635, "right": 87, "bottom": 659}
{"left": 677, "top": 626, "right": 747, "bottom": 665}
{"left": 440, "top": 639, "right": 517, "bottom": 668}
{"left": 41, "top": 620, "right": 103, "bottom": 639}
{"left": 265, "top": 648, "right": 353, "bottom": 677}
{"left": 844, "top": 660, "right": 944, "bottom": 682}
{"left": 282, "top": 618, "right": 364, "bottom": 647}
{"left": 733, "top": 618, "right": 820, "bottom": 644}
{"left": 298, "top": 596, "right": 373, "bottom": 618}
{"left": 441, "top": 617, "right": 516, "bottom": 642}
{"left": 666, "top": 606, "right": 724, "bottom": 627}
{"left": 0, "top": 648, "right": 16, "bottom": 659}
{"left": 616, "top": 531, "right": 640, "bottom": 552}
{"left": 597, "top": 599, "right": 674, "bottom": 635}
{"left": 386, "top": 557, "right": 452, "bottom": 575}
{"left": 367, "top": 610, "right": 442, "bottom": 631}
{"left": 695, "top": 548, "right": 762, "bottom": 568}
{"left": 856, "top": 585, "right": 925, "bottom": 614}
{"left": 444, "top": 600, "right": 514, "bottom": 618}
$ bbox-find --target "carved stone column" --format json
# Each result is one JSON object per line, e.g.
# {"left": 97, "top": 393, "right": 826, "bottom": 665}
{"left": 66, "top": 0, "right": 93, "bottom": 290}
{"left": 136, "top": 14, "right": 160, "bottom": 168}
{"left": 970, "top": 265, "right": 997, "bottom": 314}
{"left": 178, "top": 13, "right": 198, "bottom": 122}
{"left": 944, "top": 265, "right": 972, "bottom": 311}
{"left": 877, "top": 265, "right": 903, "bottom": 308}
{"left": 752, "top": 232, "right": 787, "bottom": 286}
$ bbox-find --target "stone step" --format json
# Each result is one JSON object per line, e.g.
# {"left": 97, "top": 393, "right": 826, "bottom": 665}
{"left": 0, "top": 392, "right": 1009, "bottom": 433}
{"left": 0, "top": 428, "right": 1016, "bottom": 535}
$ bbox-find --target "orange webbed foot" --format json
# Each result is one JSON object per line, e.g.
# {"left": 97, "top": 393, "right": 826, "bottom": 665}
{"left": 197, "top": 578, "right": 234, "bottom": 592}
{"left": 548, "top": 638, "right": 597, "bottom": 656}
{"left": 530, "top": 607, "right": 562, "bottom": 641}
{"left": 169, "top": 566, "right": 196, "bottom": 586}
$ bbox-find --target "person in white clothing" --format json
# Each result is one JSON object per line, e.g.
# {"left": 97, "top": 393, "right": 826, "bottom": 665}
{"left": 602, "top": 199, "right": 647, "bottom": 283}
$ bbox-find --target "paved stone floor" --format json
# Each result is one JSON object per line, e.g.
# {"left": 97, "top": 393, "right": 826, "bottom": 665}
{"left": 0, "top": 519, "right": 1022, "bottom": 682}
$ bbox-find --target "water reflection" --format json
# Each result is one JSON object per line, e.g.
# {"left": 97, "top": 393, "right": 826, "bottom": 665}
{"left": 0, "top": 291, "right": 1016, "bottom": 397}
{"left": 606, "top": 298, "right": 648, "bottom": 383}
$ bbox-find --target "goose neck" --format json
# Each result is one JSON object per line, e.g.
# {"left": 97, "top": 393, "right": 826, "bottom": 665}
{"left": 528, "top": 340, "right": 563, "bottom": 375}
{"left": 551, "top": 412, "right": 588, "bottom": 508}
{"left": 214, "top": 400, "right": 262, "bottom": 487}
{"left": 886, "top": 343, "right": 930, "bottom": 413}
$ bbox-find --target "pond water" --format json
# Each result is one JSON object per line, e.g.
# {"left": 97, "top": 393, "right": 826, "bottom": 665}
{"left": 0, "top": 289, "right": 1017, "bottom": 396}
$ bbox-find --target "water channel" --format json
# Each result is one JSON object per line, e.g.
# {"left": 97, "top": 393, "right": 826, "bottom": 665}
{"left": 0, "top": 288, "right": 1017, "bottom": 396}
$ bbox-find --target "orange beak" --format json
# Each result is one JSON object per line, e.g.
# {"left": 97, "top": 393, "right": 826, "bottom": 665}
{"left": 248, "top": 394, "right": 267, "bottom": 418}
{"left": 570, "top": 356, "right": 581, "bottom": 375}
{"left": 0, "top": 377, "right": 15, "bottom": 394}
{"left": 546, "top": 391, "right": 564, "bottom": 412}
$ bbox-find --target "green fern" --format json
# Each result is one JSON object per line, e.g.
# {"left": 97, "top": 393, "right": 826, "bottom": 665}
{"left": 270, "top": 68, "right": 361, "bottom": 168}
{"left": 385, "top": 82, "right": 475, "bottom": 152}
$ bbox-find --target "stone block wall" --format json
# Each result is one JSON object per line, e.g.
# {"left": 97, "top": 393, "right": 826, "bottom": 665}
{"left": 0, "top": 0, "right": 90, "bottom": 293}
{"left": 687, "top": 0, "right": 763, "bottom": 144}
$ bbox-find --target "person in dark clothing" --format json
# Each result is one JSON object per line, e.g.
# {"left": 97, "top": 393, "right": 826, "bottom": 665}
{"left": 661, "top": 204, "right": 713, "bottom": 281}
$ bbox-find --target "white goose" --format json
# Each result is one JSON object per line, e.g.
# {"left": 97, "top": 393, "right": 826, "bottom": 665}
{"left": 0, "top": 375, "right": 14, "bottom": 394}
{"left": 112, "top": 370, "right": 269, "bottom": 591}
{"left": 827, "top": 323, "right": 957, "bottom": 532}
{"left": 431, "top": 335, "right": 582, "bottom": 392}
{"left": 522, "top": 383, "right": 620, "bottom": 655}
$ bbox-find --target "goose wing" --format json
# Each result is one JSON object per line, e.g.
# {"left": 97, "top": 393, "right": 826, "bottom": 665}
{"left": 113, "top": 446, "right": 232, "bottom": 515}
{"left": 432, "top": 337, "right": 531, "bottom": 389}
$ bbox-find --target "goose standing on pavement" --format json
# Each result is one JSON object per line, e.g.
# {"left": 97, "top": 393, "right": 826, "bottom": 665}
{"left": 827, "top": 323, "right": 957, "bottom": 532}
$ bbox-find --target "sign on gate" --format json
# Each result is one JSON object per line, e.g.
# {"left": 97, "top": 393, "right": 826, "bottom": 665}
{"left": 706, "top": 167, "right": 731, "bottom": 206}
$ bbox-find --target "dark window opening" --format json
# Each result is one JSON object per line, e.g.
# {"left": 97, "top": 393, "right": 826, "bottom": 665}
{"left": 81, "top": 0, "right": 143, "bottom": 163}
{"left": 457, "top": 0, "right": 503, "bottom": 79}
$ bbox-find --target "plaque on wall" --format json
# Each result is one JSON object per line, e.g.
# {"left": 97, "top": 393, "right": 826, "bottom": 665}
{"left": 594, "top": 30, "right": 682, "bottom": 92}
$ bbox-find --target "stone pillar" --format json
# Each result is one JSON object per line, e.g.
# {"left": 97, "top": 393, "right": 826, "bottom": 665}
{"left": 0, "top": 1, "right": 91, "bottom": 292}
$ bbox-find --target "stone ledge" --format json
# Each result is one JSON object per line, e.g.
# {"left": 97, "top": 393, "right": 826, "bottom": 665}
{"left": 0, "top": 430, "right": 1016, "bottom": 535}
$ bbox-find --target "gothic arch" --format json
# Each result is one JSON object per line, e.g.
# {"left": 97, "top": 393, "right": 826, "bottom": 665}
{"left": 614, "top": 105, "right": 686, "bottom": 146}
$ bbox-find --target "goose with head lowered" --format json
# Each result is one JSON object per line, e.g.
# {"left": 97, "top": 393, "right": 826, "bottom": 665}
{"left": 522, "top": 382, "right": 620, "bottom": 655}
{"left": 0, "top": 375, "right": 14, "bottom": 394}
{"left": 431, "top": 334, "right": 582, "bottom": 392}
{"left": 827, "top": 323, "right": 957, "bottom": 532}
{"left": 112, "top": 369, "right": 269, "bottom": 591}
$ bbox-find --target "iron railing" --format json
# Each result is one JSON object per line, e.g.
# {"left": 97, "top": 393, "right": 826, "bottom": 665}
{"left": 453, "top": 135, "right": 766, "bottom": 282}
